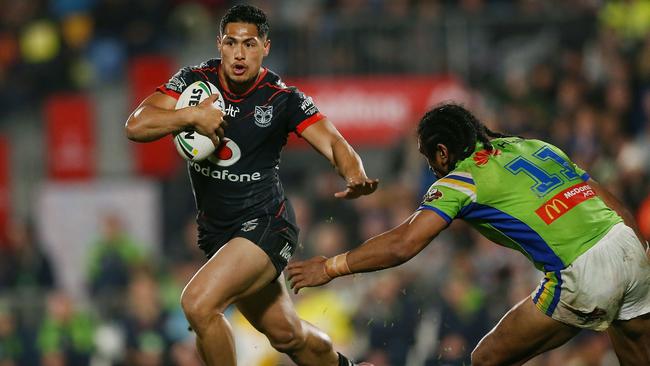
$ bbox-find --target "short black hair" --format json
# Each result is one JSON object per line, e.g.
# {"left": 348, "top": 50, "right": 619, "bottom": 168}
{"left": 220, "top": 4, "right": 269, "bottom": 38}
{"left": 417, "top": 103, "right": 507, "bottom": 169}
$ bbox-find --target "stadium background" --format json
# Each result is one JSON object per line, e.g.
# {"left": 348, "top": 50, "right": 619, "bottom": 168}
{"left": 1, "top": 0, "right": 649, "bottom": 365}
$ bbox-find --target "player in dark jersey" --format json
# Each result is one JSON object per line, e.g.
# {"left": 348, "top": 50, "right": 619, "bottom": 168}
{"left": 125, "top": 5, "right": 377, "bottom": 366}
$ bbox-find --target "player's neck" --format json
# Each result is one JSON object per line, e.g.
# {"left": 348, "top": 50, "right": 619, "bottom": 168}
{"left": 218, "top": 67, "right": 264, "bottom": 95}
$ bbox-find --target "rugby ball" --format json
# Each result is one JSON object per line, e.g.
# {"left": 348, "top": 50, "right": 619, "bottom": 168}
{"left": 173, "top": 80, "right": 225, "bottom": 162}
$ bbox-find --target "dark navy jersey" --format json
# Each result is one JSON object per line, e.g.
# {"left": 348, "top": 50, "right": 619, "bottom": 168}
{"left": 157, "top": 58, "right": 324, "bottom": 226}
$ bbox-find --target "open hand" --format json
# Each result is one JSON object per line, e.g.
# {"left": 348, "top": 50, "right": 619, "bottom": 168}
{"left": 286, "top": 256, "right": 332, "bottom": 294}
{"left": 334, "top": 177, "right": 379, "bottom": 199}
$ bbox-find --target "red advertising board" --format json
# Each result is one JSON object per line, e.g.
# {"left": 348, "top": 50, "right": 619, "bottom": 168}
{"left": 286, "top": 75, "right": 470, "bottom": 147}
{"left": 128, "top": 55, "right": 180, "bottom": 178}
{"left": 45, "top": 94, "right": 95, "bottom": 180}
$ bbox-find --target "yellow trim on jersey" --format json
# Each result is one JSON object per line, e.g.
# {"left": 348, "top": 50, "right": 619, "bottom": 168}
{"left": 434, "top": 177, "right": 477, "bottom": 202}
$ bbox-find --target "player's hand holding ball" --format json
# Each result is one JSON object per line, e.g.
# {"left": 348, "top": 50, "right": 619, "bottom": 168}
{"left": 173, "top": 80, "right": 227, "bottom": 162}
{"left": 190, "top": 94, "right": 227, "bottom": 147}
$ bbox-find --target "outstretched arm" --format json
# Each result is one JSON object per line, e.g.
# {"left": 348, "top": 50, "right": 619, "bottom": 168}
{"left": 286, "top": 209, "right": 448, "bottom": 293}
{"left": 300, "top": 119, "right": 378, "bottom": 199}
{"left": 125, "top": 92, "right": 225, "bottom": 146}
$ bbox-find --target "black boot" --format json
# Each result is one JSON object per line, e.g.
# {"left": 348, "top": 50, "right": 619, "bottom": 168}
{"left": 337, "top": 352, "right": 354, "bottom": 366}
{"left": 338, "top": 352, "right": 373, "bottom": 366}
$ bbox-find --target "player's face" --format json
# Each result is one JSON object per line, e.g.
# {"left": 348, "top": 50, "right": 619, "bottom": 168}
{"left": 418, "top": 140, "right": 450, "bottom": 178}
{"left": 218, "top": 22, "right": 270, "bottom": 87}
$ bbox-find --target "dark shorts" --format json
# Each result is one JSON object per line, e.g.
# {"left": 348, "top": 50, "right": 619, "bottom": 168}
{"left": 196, "top": 200, "right": 299, "bottom": 275}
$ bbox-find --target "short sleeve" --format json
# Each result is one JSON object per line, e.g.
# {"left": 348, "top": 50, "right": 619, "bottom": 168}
{"left": 286, "top": 88, "right": 325, "bottom": 135}
{"left": 156, "top": 67, "right": 201, "bottom": 99}
{"left": 417, "top": 172, "right": 476, "bottom": 223}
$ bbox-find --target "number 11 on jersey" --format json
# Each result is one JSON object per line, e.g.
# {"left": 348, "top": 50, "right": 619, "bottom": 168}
{"left": 505, "top": 146, "right": 580, "bottom": 196}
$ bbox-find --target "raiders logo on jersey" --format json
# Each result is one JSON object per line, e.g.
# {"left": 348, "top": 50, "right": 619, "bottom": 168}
{"left": 423, "top": 187, "right": 443, "bottom": 202}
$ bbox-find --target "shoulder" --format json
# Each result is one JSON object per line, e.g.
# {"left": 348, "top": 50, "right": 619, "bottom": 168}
{"left": 175, "top": 59, "right": 220, "bottom": 80}
{"left": 514, "top": 138, "right": 570, "bottom": 158}
{"left": 260, "top": 70, "right": 310, "bottom": 102}
{"left": 427, "top": 170, "right": 477, "bottom": 205}
{"left": 188, "top": 58, "right": 220, "bottom": 72}
{"left": 164, "top": 59, "right": 219, "bottom": 94}
{"left": 436, "top": 170, "right": 476, "bottom": 188}
{"left": 261, "top": 68, "right": 308, "bottom": 94}
{"left": 257, "top": 68, "right": 295, "bottom": 93}
{"left": 435, "top": 169, "right": 476, "bottom": 193}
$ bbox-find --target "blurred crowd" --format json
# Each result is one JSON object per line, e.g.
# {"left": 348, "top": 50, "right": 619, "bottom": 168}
{"left": 1, "top": 0, "right": 650, "bottom": 365}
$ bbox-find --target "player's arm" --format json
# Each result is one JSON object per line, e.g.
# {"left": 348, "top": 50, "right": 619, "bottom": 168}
{"left": 300, "top": 119, "right": 378, "bottom": 199}
{"left": 590, "top": 178, "right": 647, "bottom": 248}
{"left": 286, "top": 209, "right": 447, "bottom": 293}
{"left": 125, "top": 92, "right": 224, "bottom": 146}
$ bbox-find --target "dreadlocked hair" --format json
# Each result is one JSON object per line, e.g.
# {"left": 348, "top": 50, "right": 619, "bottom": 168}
{"left": 417, "top": 103, "right": 506, "bottom": 169}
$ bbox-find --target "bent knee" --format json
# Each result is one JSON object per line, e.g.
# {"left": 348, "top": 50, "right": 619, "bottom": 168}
{"left": 180, "top": 287, "right": 227, "bottom": 325}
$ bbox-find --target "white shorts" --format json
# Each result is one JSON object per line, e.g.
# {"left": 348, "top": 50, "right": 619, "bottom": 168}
{"left": 530, "top": 223, "right": 650, "bottom": 331}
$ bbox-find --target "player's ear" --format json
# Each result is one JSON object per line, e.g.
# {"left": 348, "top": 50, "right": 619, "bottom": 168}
{"left": 216, "top": 37, "right": 222, "bottom": 52}
{"left": 436, "top": 144, "right": 449, "bottom": 162}
{"left": 263, "top": 39, "right": 270, "bottom": 56}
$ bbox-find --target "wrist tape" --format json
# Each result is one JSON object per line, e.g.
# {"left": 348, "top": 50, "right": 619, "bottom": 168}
{"left": 325, "top": 253, "right": 351, "bottom": 278}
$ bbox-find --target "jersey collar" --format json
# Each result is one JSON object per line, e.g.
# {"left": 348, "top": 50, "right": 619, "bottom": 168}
{"left": 217, "top": 63, "right": 268, "bottom": 101}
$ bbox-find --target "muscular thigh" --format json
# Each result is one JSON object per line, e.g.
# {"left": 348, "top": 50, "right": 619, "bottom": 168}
{"left": 183, "top": 237, "right": 278, "bottom": 311}
{"left": 473, "top": 297, "right": 580, "bottom": 365}
{"left": 236, "top": 274, "right": 303, "bottom": 339}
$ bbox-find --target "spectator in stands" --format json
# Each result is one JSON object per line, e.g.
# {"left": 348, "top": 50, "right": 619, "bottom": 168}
{"left": 0, "top": 301, "right": 25, "bottom": 366}
{"left": 426, "top": 268, "right": 490, "bottom": 365}
{"left": 0, "top": 219, "right": 55, "bottom": 293}
{"left": 37, "top": 290, "right": 95, "bottom": 366}
{"left": 356, "top": 272, "right": 418, "bottom": 366}
{"left": 87, "top": 212, "right": 145, "bottom": 317}
{"left": 121, "top": 269, "right": 170, "bottom": 366}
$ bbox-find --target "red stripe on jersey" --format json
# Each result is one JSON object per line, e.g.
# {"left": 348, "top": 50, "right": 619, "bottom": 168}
{"left": 222, "top": 95, "right": 245, "bottom": 103}
{"left": 194, "top": 66, "right": 218, "bottom": 72}
{"left": 266, "top": 88, "right": 291, "bottom": 103}
{"left": 195, "top": 69, "right": 209, "bottom": 80}
{"left": 275, "top": 201, "right": 286, "bottom": 217}
{"left": 296, "top": 113, "right": 325, "bottom": 135}
{"left": 221, "top": 79, "right": 284, "bottom": 103}
{"left": 189, "top": 66, "right": 218, "bottom": 80}
{"left": 257, "top": 82, "right": 286, "bottom": 91}
{"left": 156, "top": 86, "right": 180, "bottom": 99}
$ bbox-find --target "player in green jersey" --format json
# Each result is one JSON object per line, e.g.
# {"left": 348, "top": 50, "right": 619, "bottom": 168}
{"left": 287, "top": 104, "right": 650, "bottom": 365}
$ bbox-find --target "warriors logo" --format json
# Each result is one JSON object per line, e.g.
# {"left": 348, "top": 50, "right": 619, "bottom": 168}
{"left": 254, "top": 105, "right": 273, "bottom": 127}
{"left": 241, "top": 219, "right": 259, "bottom": 232}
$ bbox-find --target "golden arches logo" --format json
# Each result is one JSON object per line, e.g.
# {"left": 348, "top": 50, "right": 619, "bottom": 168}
{"left": 544, "top": 199, "right": 569, "bottom": 220}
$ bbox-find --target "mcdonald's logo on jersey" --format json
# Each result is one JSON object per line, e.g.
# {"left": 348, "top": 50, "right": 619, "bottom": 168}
{"left": 535, "top": 182, "right": 596, "bottom": 224}
{"left": 541, "top": 199, "right": 569, "bottom": 221}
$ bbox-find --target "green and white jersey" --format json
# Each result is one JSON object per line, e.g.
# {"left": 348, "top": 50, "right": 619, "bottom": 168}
{"left": 419, "top": 137, "right": 622, "bottom": 272}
